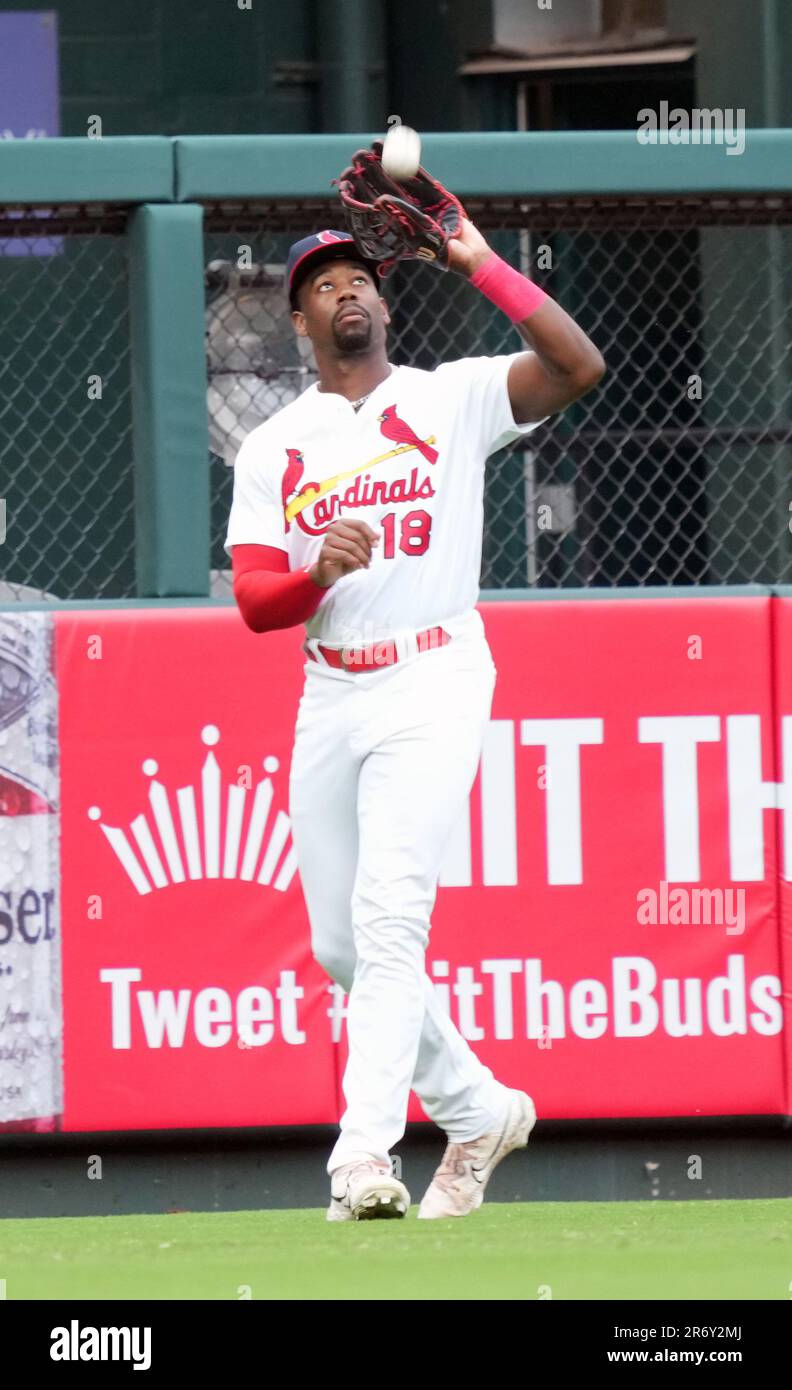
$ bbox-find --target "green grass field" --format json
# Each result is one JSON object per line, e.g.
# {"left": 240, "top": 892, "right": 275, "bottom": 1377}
{"left": 1, "top": 1198, "right": 790, "bottom": 1300}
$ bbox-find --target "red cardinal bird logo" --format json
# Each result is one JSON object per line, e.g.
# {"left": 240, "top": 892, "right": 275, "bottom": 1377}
{"left": 377, "top": 405, "right": 439, "bottom": 465}
{"left": 281, "top": 448, "right": 305, "bottom": 530}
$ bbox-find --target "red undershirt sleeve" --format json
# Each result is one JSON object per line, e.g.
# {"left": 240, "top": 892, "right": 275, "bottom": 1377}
{"left": 231, "top": 544, "right": 326, "bottom": 634}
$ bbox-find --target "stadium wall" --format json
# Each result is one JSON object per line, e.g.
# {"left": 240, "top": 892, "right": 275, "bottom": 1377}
{"left": 2, "top": 588, "right": 792, "bottom": 1214}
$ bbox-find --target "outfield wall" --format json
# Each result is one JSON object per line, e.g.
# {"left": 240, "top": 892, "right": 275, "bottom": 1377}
{"left": 1, "top": 589, "right": 791, "bottom": 1134}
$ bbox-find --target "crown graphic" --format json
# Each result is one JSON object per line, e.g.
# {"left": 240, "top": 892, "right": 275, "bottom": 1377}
{"left": 87, "top": 724, "right": 298, "bottom": 896}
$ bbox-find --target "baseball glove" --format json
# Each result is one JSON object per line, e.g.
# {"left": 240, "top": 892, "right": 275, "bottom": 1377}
{"left": 334, "top": 140, "right": 467, "bottom": 280}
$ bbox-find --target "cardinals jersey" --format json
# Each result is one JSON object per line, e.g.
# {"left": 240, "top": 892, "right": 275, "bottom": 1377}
{"left": 224, "top": 353, "right": 545, "bottom": 645}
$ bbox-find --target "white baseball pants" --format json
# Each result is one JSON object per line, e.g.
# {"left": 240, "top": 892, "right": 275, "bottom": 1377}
{"left": 287, "top": 608, "right": 513, "bottom": 1176}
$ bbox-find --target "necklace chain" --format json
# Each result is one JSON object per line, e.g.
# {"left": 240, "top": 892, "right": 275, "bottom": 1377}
{"left": 317, "top": 365, "right": 393, "bottom": 409}
{"left": 350, "top": 364, "right": 393, "bottom": 411}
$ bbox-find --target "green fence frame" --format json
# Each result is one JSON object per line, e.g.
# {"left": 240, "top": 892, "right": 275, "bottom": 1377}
{"left": 2, "top": 131, "right": 792, "bottom": 605}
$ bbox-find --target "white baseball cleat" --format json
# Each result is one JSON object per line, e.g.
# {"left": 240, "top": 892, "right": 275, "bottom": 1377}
{"left": 326, "top": 1158, "right": 411, "bottom": 1222}
{"left": 418, "top": 1090, "right": 537, "bottom": 1220}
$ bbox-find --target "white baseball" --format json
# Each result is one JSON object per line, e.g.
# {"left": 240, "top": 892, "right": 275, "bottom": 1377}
{"left": 381, "top": 125, "right": 421, "bottom": 180}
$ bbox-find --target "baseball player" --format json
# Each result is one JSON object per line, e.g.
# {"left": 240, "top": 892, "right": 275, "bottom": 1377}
{"left": 225, "top": 210, "right": 605, "bottom": 1221}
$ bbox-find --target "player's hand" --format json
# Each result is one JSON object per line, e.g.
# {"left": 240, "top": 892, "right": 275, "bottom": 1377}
{"left": 446, "top": 216, "right": 493, "bottom": 278}
{"left": 309, "top": 520, "right": 380, "bottom": 589}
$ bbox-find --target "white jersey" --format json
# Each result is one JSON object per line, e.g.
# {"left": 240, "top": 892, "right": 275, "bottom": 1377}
{"left": 224, "top": 352, "right": 544, "bottom": 645}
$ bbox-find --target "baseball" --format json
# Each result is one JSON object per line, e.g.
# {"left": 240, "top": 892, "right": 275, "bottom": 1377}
{"left": 381, "top": 124, "right": 422, "bottom": 181}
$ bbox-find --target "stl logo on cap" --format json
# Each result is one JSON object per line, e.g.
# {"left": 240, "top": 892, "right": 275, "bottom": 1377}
{"left": 317, "top": 230, "right": 344, "bottom": 245}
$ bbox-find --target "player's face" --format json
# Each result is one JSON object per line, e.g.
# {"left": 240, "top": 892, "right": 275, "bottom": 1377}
{"left": 292, "top": 259, "right": 390, "bottom": 355}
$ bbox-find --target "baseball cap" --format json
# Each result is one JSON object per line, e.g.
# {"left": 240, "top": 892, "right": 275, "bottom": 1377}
{"left": 285, "top": 230, "right": 379, "bottom": 308}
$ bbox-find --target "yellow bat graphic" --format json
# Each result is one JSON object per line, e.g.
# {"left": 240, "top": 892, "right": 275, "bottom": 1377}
{"left": 285, "top": 437, "right": 436, "bottom": 525}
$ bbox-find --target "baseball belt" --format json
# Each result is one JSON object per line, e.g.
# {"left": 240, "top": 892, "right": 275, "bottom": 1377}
{"left": 304, "top": 624, "right": 451, "bottom": 673}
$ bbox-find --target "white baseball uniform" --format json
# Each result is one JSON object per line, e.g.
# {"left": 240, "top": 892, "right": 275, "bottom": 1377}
{"left": 225, "top": 351, "right": 544, "bottom": 1174}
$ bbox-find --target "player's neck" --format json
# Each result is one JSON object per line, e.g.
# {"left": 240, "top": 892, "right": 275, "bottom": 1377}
{"left": 315, "top": 356, "right": 392, "bottom": 405}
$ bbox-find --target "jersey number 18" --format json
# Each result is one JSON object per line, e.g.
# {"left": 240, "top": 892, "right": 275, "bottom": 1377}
{"left": 381, "top": 509, "right": 432, "bottom": 558}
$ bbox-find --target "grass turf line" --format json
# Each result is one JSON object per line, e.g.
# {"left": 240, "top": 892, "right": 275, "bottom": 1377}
{"left": 0, "top": 1198, "right": 789, "bottom": 1300}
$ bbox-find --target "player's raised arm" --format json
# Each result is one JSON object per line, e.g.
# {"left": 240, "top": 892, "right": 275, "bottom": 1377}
{"left": 447, "top": 216, "right": 606, "bottom": 425}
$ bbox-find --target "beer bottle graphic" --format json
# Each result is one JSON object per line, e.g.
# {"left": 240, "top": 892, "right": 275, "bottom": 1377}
{"left": 0, "top": 615, "right": 61, "bottom": 1132}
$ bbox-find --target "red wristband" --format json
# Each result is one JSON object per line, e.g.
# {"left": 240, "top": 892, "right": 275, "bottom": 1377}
{"left": 470, "top": 252, "right": 548, "bottom": 322}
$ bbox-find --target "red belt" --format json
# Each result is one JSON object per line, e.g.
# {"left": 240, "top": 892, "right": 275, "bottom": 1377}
{"left": 305, "top": 625, "right": 451, "bottom": 672}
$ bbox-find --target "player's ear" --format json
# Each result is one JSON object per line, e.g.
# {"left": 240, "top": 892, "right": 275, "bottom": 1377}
{"left": 291, "top": 308, "right": 309, "bottom": 339}
{"left": 379, "top": 297, "right": 391, "bottom": 328}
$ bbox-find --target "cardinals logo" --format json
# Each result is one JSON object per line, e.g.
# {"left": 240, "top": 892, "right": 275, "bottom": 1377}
{"left": 282, "top": 409, "right": 439, "bottom": 534}
{"left": 281, "top": 448, "right": 305, "bottom": 532}
{"left": 378, "top": 406, "right": 438, "bottom": 465}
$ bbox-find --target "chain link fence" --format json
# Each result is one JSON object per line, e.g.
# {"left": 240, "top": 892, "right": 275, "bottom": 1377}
{"left": 2, "top": 193, "right": 790, "bottom": 601}
{"left": 206, "top": 194, "right": 792, "bottom": 595}
{"left": 0, "top": 206, "right": 134, "bottom": 601}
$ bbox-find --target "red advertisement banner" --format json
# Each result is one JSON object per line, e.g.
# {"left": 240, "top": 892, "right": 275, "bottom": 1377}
{"left": 771, "top": 597, "right": 792, "bottom": 1116}
{"left": 57, "top": 611, "right": 335, "bottom": 1131}
{"left": 54, "top": 597, "right": 789, "bottom": 1132}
